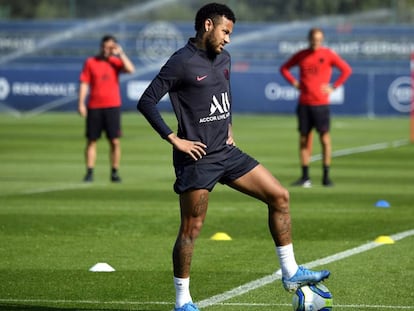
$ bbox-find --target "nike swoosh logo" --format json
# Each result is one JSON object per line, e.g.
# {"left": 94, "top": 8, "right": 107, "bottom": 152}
{"left": 197, "top": 75, "right": 208, "bottom": 81}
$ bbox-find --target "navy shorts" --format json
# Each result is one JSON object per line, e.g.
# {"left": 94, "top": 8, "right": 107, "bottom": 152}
{"left": 86, "top": 107, "right": 122, "bottom": 140}
{"left": 296, "top": 104, "right": 330, "bottom": 135}
{"left": 173, "top": 147, "right": 259, "bottom": 194}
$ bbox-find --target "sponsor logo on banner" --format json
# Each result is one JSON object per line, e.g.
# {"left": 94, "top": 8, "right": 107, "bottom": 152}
{"left": 0, "top": 77, "right": 11, "bottom": 100}
{"left": 126, "top": 80, "right": 169, "bottom": 101}
{"left": 264, "top": 82, "right": 344, "bottom": 104}
{"left": 136, "top": 22, "right": 184, "bottom": 64}
{"left": 329, "top": 86, "right": 345, "bottom": 104}
{"left": 279, "top": 40, "right": 414, "bottom": 59}
{"left": 388, "top": 76, "right": 411, "bottom": 113}
{"left": 0, "top": 77, "right": 76, "bottom": 101}
{"left": 11, "top": 82, "right": 77, "bottom": 97}
{"left": 265, "top": 82, "right": 298, "bottom": 101}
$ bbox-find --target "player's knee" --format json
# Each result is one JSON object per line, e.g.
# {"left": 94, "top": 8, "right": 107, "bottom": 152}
{"left": 87, "top": 140, "right": 97, "bottom": 147}
{"left": 279, "top": 188, "right": 290, "bottom": 209}
{"left": 193, "top": 218, "right": 204, "bottom": 235}
{"left": 182, "top": 217, "right": 204, "bottom": 241}
{"left": 299, "top": 135, "right": 309, "bottom": 145}
{"left": 268, "top": 187, "right": 290, "bottom": 213}
{"left": 110, "top": 138, "right": 120, "bottom": 147}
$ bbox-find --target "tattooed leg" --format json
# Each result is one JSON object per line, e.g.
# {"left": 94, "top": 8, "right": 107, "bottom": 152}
{"left": 173, "top": 189, "right": 209, "bottom": 278}
{"left": 228, "top": 164, "right": 292, "bottom": 246}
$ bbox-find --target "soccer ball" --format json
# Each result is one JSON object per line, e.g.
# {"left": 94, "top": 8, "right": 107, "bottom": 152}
{"left": 292, "top": 283, "right": 333, "bottom": 311}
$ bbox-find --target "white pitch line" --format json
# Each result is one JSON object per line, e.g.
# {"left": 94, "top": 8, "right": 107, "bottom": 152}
{"left": 0, "top": 183, "right": 92, "bottom": 197}
{"left": 197, "top": 228, "right": 414, "bottom": 308}
{"left": 8, "top": 139, "right": 408, "bottom": 196}
{"left": 20, "top": 183, "right": 92, "bottom": 195}
{"left": 0, "top": 299, "right": 171, "bottom": 306}
{"left": 310, "top": 139, "right": 409, "bottom": 162}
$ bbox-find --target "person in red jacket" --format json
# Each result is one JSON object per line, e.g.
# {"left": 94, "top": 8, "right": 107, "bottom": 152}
{"left": 280, "top": 28, "right": 351, "bottom": 187}
{"left": 78, "top": 34, "right": 135, "bottom": 183}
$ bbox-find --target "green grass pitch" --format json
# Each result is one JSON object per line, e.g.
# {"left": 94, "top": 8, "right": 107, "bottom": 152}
{"left": 0, "top": 112, "right": 413, "bottom": 311}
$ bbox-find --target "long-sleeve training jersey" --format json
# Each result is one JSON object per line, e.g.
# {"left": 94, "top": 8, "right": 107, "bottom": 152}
{"left": 137, "top": 39, "right": 234, "bottom": 165}
{"left": 280, "top": 47, "right": 352, "bottom": 105}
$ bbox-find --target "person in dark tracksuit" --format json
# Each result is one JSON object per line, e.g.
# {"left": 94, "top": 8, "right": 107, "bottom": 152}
{"left": 137, "top": 3, "right": 329, "bottom": 311}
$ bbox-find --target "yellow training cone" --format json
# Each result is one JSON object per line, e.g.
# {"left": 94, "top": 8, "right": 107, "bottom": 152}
{"left": 211, "top": 232, "right": 232, "bottom": 241}
{"left": 374, "top": 235, "right": 395, "bottom": 244}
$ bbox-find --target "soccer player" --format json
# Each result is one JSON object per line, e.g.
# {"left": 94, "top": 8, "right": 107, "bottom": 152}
{"left": 280, "top": 28, "right": 352, "bottom": 187}
{"left": 78, "top": 34, "right": 135, "bottom": 183}
{"left": 137, "top": 4, "right": 330, "bottom": 311}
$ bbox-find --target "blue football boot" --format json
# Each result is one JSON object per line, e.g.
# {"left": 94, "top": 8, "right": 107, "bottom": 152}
{"left": 282, "top": 266, "right": 330, "bottom": 292}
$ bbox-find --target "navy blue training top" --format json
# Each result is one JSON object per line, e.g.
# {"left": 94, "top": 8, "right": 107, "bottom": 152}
{"left": 137, "top": 38, "right": 235, "bottom": 165}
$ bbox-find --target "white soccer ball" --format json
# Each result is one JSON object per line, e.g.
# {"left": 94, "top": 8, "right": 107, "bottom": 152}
{"left": 292, "top": 283, "right": 333, "bottom": 311}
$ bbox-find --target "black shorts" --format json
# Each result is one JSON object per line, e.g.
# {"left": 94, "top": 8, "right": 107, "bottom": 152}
{"left": 86, "top": 107, "right": 122, "bottom": 140}
{"left": 296, "top": 104, "right": 330, "bottom": 135}
{"left": 173, "top": 147, "right": 259, "bottom": 194}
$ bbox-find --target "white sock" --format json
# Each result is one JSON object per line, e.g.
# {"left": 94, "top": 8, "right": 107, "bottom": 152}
{"left": 276, "top": 244, "right": 299, "bottom": 279}
{"left": 174, "top": 276, "right": 192, "bottom": 308}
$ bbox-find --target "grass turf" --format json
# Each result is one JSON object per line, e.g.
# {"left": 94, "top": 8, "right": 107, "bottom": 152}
{"left": 0, "top": 112, "right": 413, "bottom": 311}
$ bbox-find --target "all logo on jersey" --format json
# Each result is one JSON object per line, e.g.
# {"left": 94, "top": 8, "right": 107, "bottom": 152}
{"left": 199, "top": 92, "right": 231, "bottom": 123}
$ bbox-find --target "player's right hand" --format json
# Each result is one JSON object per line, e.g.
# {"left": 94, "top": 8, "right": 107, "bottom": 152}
{"left": 78, "top": 104, "right": 87, "bottom": 117}
{"left": 168, "top": 134, "right": 207, "bottom": 161}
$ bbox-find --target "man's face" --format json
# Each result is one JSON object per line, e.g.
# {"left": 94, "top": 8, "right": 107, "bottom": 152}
{"left": 205, "top": 16, "right": 233, "bottom": 55}
{"left": 309, "top": 31, "right": 324, "bottom": 50}
{"left": 100, "top": 39, "right": 116, "bottom": 58}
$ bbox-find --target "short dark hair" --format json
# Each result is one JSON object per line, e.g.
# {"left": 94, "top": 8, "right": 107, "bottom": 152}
{"left": 194, "top": 3, "right": 236, "bottom": 32}
{"left": 308, "top": 27, "right": 324, "bottom": 40}
{"left": 101, "top": 34, "right": 117, "bottom": 45}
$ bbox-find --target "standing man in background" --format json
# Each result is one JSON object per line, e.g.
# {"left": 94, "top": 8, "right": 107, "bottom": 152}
{"left": 280, "top": 28, "right": 351, "bottom": 187}
{"left": 78, "top": 34, "right": 135, "bottom": 183}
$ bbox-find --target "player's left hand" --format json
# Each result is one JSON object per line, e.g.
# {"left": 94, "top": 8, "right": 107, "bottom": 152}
{"left": 227, "top": 124, "right": 235, "bottom": 146}
{"left": 321, "top": 84, "right": 335, "bottom": 94}
{"left": 226, "top": 136, "right": 235, "bottom": 146}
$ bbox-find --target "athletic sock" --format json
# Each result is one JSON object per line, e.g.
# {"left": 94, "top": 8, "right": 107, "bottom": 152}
{"left": 87, "top": 167, "right": 93, "bottom": 175}
{"left": 301, "top": 166, "right": 309, "bottom": 180}
{"left": 111, "top": 167, "right": 118, "bottom": 175}
{"left": 323, "top": 165, "right": 330, "bottom": 181}
{"left": 276, "top": 244, "right": 299, "bottom": 279}
{"left": 174, "top": 276, "right": 192, "bottom": 308}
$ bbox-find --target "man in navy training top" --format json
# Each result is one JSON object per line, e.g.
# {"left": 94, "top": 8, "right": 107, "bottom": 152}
{"left": 137, "top": 3, "right": 330, "bottom": 311}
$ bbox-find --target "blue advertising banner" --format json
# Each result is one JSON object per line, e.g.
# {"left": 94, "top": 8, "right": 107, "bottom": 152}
{"left": 229, "top": 70, "right": 410, "bottom": 116}
{"left": 0, "top": 68, "right": 79, "bottom": 111}
{"left": 0, "top": 21, "right": 412, "bottom": 116}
